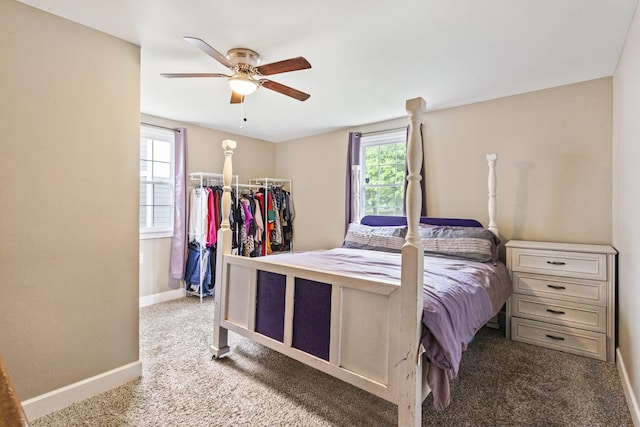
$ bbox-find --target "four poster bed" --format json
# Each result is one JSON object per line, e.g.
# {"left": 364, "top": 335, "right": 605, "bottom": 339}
{"left": 210, "top": 97, "right": 512, "bottom": 426}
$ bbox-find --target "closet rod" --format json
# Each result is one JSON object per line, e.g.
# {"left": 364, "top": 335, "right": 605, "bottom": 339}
{"left": 249, "top": 178, "right": 291, "bottom": 184}
{"left": 236, "top": 183, "right": 265, "bottom": 189}
{"left": 141, "top": 122, "right": 179, "bottom": 132}
{"left": 189, "top": 183, "right": 262, "bottom": 190}
{"left": 189, "top": 172, "right": 225, "bottom": 179}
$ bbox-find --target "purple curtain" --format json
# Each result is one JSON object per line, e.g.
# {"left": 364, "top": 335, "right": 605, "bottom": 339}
{"left": 345, "top": 132, "right": 361, "bottom": 230}
{"left": 169, "top": 128, "right": 188, "bottom": 279}
{"left": 404, "top": 123, "right": 427, "bottom": 216}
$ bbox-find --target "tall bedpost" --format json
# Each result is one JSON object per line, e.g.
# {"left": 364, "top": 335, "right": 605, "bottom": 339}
{"left": 486, "top": 153, "right": 498, "bottom": 236}
{"left": 397, "top": 97, "right": 426, "bottom": 427}
{"left": 211, "top": 139, "right": 237, "bottom": 358}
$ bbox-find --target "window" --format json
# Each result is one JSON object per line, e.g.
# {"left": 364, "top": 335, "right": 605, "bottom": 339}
{"left": 360, "top": 129, "right": 407, "bottom": 216}
{"left": 140, "top": 126, "right": 175, "bottom": 238}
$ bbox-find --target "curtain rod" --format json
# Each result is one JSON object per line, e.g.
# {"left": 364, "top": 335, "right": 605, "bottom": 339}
{"left": 141, "top": 122, "right": 179, "bottom": 132}
{"left": 360, "top": 126, "right": 407, "bottom": 136}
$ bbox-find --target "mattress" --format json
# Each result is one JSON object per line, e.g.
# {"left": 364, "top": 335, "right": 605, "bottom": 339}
{"left": 258, "top": 247, "right": 513, "bottom": 408}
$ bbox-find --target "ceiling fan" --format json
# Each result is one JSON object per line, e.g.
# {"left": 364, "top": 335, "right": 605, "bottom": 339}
{"left": 162, "top": 37, "right": 311, "bottom": 103}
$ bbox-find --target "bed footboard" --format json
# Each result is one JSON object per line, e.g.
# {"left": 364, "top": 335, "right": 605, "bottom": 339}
{"left": 213, "top": 254, "right": 425, "bottom": 404}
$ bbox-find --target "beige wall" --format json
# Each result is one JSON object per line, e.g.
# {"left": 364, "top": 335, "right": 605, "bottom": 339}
{"left": 277, "top": 78, "right": 613, "bottom": 252}
{"left": 139, "top": 114, "right": 276, "bottom": 298}
{"left": 275, "top": 131, "right": 350, "bottom": 250}
{"left": 0, "top": 0, "right": 140, "bottom": 400}
{"left": 613, "top": 3, "right": 640, "bottom": 422}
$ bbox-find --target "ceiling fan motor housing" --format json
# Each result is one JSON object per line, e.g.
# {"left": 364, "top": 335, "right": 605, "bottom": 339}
{"left": 227, "top": 48, "right": 261, "bottom": 68}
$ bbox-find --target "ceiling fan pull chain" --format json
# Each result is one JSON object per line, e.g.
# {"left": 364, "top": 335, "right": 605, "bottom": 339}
{"left": 240, "top": 98, "right": 246, "bottom": 129}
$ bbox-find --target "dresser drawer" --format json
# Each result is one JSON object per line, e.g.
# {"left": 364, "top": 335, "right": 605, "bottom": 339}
{"left": 510, "top": 248, "right": 607, "bottom": 280}
{"left": 512, "top": 272, "right": 606, "bottom": 306}
{"left": 511, "top": 294, "right": 606, "bottom": 332}
{"left": 511, "top": 317, "right": 606, "bottom": 361}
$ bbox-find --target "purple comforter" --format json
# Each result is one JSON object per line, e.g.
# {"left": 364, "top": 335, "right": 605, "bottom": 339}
{"left": 258, "top": 247, "right": 513, "bottom": 409}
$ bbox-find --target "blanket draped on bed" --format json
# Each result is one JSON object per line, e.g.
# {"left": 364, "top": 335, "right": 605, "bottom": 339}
{"left": 260, "top": 247, "right": 512, "bottom": 409}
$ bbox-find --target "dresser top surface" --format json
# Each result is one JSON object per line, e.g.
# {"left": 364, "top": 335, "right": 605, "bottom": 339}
{"left": 506, "top": 240, "right": 617, "bottom": 255}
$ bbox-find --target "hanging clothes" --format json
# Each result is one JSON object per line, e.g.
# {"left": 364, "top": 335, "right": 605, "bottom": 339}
{"left": 271, "top": 189, "right": 283, "bottom": 246}
{"left": 268, "top": 187, "right": 294, "bottom": 253}
{"left": 251, "top": 185, "right": 294, "bottom": 255}
{"left": 185, "top": 179, "right": 294, "bottom": 294}
{"left": 184, "top": 242, "right": 211, "bottom": 295}
{"left": 242, "top": 195, "right": 263, "bottom": 258}
{"left": 188, "top": 187, "right": 208, "bottom": 246}
{"left": 281, "top": 191, "right": 295, "bottom": 251}
{"left": 238, "top": 196, "right": 253, "bottom": 257}
{"left": 185, "top": 183, "right": 236, "bottom": 296}
{"left": 206, "top": 187, "right": 217, "bottom": 247}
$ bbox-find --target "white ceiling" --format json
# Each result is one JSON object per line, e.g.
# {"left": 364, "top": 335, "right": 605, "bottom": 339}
{"left": 18, "top": 0, "right": 639, "bottom": 142}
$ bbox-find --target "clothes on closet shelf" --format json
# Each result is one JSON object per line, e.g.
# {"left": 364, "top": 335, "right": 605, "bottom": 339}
{"left": 184, "top": 241, "right": 211, "bottom": 295}
{"left": 273, "top": 186, "right": 295, "bottom": 252}
{"left": 184, "top": 185, "right": 231, "bottom": 295}
{"left": 187, "top": 186, "right": 226, "bottom": 248}
{"left": 184, "top": 182, "right": 295, "bottom": 295}
{"left": 187, "top": 187, "right": 208, "bottom": 247}
{"left": 242, "top": 186, "right": 294, "bottom": 257}
{"left": 235, "top": 192, "right": 264, "bottom": 258}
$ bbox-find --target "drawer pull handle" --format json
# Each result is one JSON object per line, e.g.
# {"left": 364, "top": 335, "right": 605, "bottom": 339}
{"left": 547, "top": 284, "right": 566, "bottom": 290}
{"left": 546, "top": 309, "right": 565, "bottom": 315}
{"left": 547, "top": 261, "right": 566, "bottom": 266}
{"left": 546, "top": 334, "right": 565, "bottom": 341}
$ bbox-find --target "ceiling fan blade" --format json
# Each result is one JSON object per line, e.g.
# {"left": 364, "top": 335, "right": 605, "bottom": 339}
{"left": 230, "top": 92, "right": 245, "bottom": 104}
{"left": 256, "top": 57, "right": 311, "bottom": 76}
{"left": 184, "top": 37, "right": 236, "bottom": 69}
{"left": 261, "top": 80, "right": 310, "bottom": 101}
{"left": 161, "top": 73, "right": 228, "bottom": 78}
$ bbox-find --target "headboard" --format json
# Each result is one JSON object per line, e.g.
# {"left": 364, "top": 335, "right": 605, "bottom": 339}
{"left": 360, "top": 215, "right": 483, "bottom": 228}
{"left": 352, "top": 153, "right": 499, "bottom": 236}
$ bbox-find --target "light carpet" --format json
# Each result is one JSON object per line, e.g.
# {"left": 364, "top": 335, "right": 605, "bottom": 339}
{"left": 32, "top": 297, "right": 633, "bottom": 426}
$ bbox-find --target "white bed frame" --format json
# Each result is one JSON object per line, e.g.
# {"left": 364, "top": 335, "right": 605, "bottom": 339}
{"left": 211, "top": 97, "right": 498, "bottom": 426}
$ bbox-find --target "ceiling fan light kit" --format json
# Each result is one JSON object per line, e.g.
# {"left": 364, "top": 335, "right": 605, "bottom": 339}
{"left": 162, "top": 37, "right": 311, "bottom": 103}
{"left": 228, "top": 73, "right": 259, "bottom": 95}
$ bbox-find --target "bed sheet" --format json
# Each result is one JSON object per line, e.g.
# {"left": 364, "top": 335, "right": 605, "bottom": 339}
{"left": 258, "top": 247, "right": 512, "bottom": 409}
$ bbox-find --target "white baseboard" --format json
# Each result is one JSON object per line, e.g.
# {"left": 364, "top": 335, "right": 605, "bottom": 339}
{"left": 617, "top": 347, "right": 640, "bottom": 426}
{"left": 22, "top": 360, "right": 142, "bottom": 421}
{"left": 139, "top": 288, "right": 184, "bottom": 307}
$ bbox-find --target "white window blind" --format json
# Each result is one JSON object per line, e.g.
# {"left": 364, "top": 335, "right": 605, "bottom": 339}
{"left": 140, "top": 126, "right": 175, "bottom": 238}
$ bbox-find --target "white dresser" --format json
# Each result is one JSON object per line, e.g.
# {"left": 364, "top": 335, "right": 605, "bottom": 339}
{"left": 505, "top": 240, "right": 617, "bottom": 362}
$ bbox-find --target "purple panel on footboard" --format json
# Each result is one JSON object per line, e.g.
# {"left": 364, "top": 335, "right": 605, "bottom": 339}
{"left": 292, "top": 278, "right": 332, "bottom": 361}
{"left": 255, "top": 270, "right": 286, "bottom": 342}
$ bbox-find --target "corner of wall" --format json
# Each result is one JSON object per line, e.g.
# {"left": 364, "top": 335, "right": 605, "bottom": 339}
{"left": 617, "top": 348, "right": 640, "bottom": 426}
{"left": 22, "top": 361, "right": 142, "bottom": 422}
